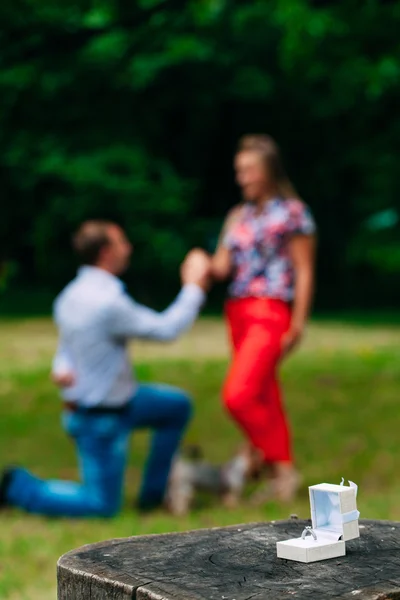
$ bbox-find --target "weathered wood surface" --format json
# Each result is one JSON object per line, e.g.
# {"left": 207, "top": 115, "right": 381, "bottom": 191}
{"left": 57, "top": 519, "right": 400, "bottom": 599}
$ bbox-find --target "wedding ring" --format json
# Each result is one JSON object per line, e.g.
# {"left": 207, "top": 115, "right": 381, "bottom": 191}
{"left": 301, "top": 526, "right": 317, "bottom": 541}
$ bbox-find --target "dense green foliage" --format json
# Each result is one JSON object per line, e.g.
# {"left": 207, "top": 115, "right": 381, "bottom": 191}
{"left": 1, "top": 0, "right": 399, "bottom": 309}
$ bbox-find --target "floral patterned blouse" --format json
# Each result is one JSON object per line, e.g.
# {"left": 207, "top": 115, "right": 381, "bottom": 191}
{"left": 223, "top": 198, "right": 316, "bottom": 302}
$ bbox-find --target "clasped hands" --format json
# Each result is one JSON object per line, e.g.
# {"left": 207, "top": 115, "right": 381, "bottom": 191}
{"left": 180, "top": 248, "right": 212, "bottom": 292}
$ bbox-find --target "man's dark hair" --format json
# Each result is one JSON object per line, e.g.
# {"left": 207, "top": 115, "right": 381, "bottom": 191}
{"left": 72, "top": 220, "right": 114, "bottom": 265}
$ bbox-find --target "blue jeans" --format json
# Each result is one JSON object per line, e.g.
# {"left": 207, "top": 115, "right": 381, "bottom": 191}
{"left": 6, "top": 384, "right": 192, "bottom": 517}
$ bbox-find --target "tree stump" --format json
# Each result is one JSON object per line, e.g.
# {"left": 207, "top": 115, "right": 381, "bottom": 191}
{"left": 57, "top": 519, "right": 400, "bottom": 599}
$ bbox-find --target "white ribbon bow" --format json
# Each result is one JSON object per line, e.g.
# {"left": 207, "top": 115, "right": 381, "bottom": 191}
{"left": 340, "top": 477, "right": 358, "bottom": 496}
{"left": 340, "top": 478, "right": 360, "bottom": 522}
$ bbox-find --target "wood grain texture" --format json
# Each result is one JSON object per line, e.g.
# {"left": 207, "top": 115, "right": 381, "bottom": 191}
{"left": 58, "top": 520, "right": 400, "bottom": 599}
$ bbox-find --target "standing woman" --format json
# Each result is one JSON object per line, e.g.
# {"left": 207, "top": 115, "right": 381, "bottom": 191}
{"left": 211, "top": 135, "right": 316, "bottom": 502}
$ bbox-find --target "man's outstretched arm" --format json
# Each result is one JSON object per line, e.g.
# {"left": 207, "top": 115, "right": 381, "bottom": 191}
{"left": 109, "top": 249, "right": 211, "bottom": 342}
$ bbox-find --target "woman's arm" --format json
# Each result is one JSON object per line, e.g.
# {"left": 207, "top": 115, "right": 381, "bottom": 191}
{"left": 211, "top": 204, "right": 243, "bottom": 281}
{"left": 281, "top": 234, "right": 316, "bottom": 356}
{"left": 211, "top": 246, "right": 232, "bottom": 281}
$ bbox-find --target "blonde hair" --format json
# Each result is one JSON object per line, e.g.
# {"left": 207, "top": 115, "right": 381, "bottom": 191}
{"left": 237, "top": 134, "right": 299, "bottom": 200}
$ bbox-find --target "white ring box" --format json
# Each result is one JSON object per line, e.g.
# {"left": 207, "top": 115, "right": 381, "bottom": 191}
{"left": 276, "top": 480, "right": 360, "bottom": 563}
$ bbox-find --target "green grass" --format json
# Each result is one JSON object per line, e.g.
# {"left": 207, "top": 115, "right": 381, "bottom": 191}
{"left": 0, "top": 318, "right": 400, "bottom": 599}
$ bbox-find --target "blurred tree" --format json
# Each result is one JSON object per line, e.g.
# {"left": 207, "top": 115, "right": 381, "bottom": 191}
{"left": 0, "top": 0, "right": 399, "bottom": 309}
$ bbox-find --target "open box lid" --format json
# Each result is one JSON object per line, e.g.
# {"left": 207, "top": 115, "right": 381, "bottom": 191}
{"left": 309, "top": 480, "right": 360, "bottom": 541}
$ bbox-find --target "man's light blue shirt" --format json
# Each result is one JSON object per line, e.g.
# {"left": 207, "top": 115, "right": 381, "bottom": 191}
{"left": 52, "top": 266, "right": 205, "bottom": 407}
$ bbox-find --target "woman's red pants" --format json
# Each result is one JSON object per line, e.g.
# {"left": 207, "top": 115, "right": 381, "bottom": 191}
{"left": 223, "top": 298, "right": 292, "bottom": 463}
